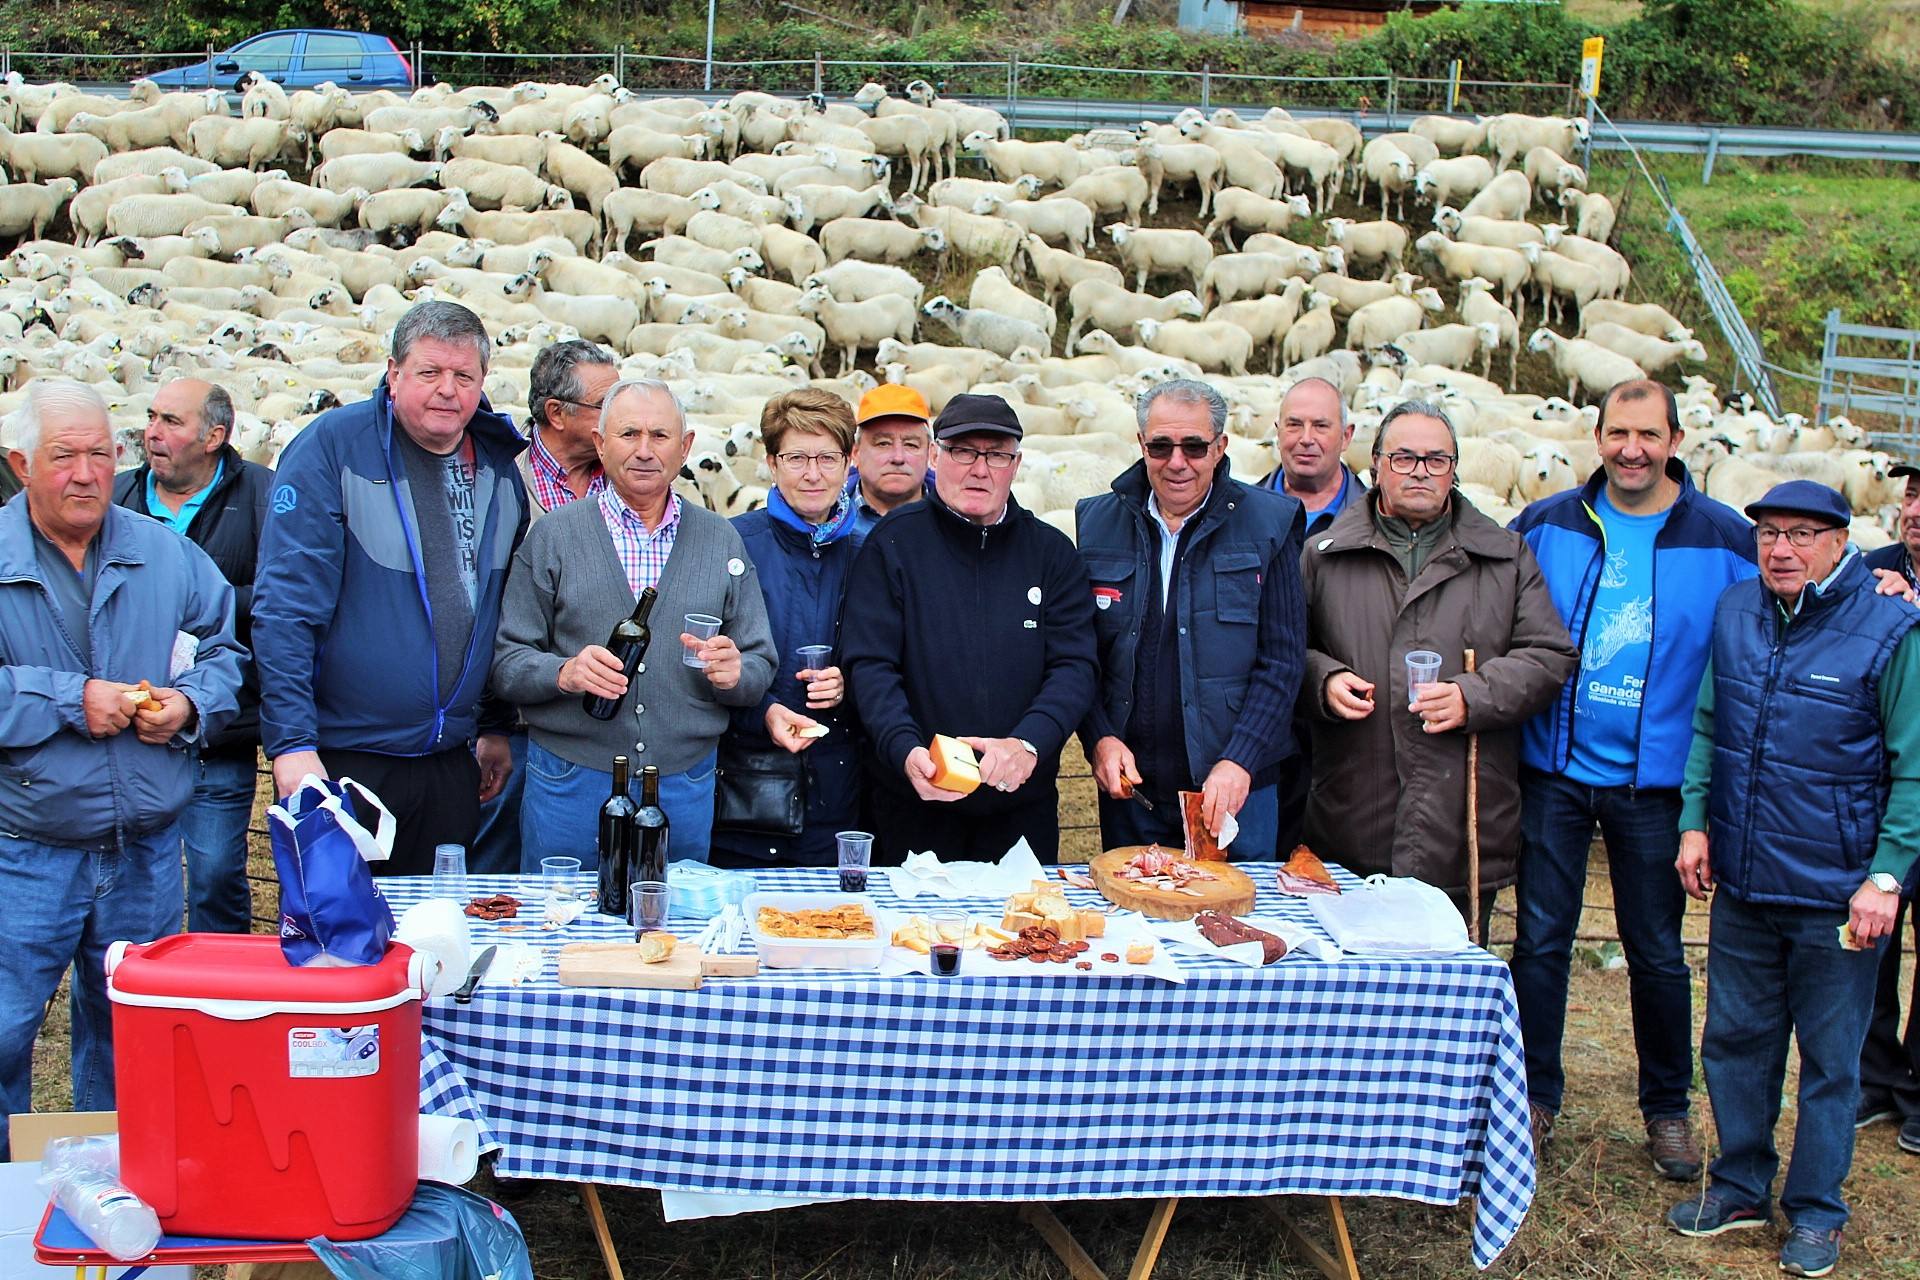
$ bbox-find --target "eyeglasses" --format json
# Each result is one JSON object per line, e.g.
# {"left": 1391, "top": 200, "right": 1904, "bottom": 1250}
{"left": 938, "top": 442, "right": 1019, "bottom": 470}
{"left": 1141, "top": 436, "right": 1217, "bottom": 461}
{"left": 1381, "top": 450, "right": 1457, "bottom": 477}
{"left": 1754, "top": 525, "right": 1838, "bottom": 548}
{"left": 773, "top": 450, "right": 848, "bottom": 474}
{"left": 556, "top": 397, "right": 604, "bottom": 413}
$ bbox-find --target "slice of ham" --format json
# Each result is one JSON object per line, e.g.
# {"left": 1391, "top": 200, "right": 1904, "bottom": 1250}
{"left": 1278, "top": 844, "right": 1340, "bottom": 896}
{"left": 1277, "top": 869, "right": 1341, "bottom": 897}
{"left": 1179, "top": 791, "right": 1226, "bottom": 862}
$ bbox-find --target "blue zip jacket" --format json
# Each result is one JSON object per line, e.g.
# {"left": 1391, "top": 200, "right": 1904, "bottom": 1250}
{"left": 252, "top": 381, "right": 528, "bottom": 758}
{"left": 0, "top": 498, "right": 245, "bottom": 847}
{"left": 1512, "top": 460, "right": 1757, "bottom": 788}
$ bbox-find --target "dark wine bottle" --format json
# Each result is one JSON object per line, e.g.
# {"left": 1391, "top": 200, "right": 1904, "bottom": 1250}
{"left": 597, "top": 755, "right": 638, "bottom": 917}
{"left": 636, "top": 764, "right": 669, "bottom": 885}
{"left": 583, "top": 586, "right": 657, "bottom": 721}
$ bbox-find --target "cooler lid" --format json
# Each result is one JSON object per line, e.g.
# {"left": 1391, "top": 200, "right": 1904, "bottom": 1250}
{"left": 107, "top": 934, "right": 420, "bottom": 1008}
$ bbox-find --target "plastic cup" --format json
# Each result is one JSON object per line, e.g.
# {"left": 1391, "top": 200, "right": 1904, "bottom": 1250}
{"left": 795, "top": 644, "right": 833, "bottom": 677}
{"left": 683, "top": 613, "right": 722, "bottom": 668}
{"left": 929, "top": 908, "right": 968, "bottom": 977}
{"left": 837, "top": 830, "right": 874, "bottom": 893}
{"left": 540, "top": 856, "right": 580, "bottom": 902}
{"left": 632, "top": 880, "right": 669, "bottom": 934}
{"left": 431, "top": 844, "right": 468, "bottom": 901}
{"left": 1405, "top": 650, "right": 1443, "bottom": 711}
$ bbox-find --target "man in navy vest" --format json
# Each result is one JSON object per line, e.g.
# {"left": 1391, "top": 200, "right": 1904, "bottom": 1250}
{"left": 1858, "top": 460, "right": 1920, "bottom": 1154}
{"left": 1511, "top": 379, "right": 1756, "bottom": 1175}
{"left": 1668, "top": 480, "right": 1920, "bottom": 1280}
{"left": 1077, "top": 379, "right": 1307, "bottom": 853}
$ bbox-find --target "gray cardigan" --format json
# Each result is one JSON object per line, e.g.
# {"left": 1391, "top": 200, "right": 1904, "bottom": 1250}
{"left": 492, "top": 493, "right": 776, "bottom": 773}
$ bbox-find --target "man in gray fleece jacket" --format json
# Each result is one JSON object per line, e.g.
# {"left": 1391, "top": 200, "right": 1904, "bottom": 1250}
{"left": 493, "top": 379, "right": 775, "bottom": 869}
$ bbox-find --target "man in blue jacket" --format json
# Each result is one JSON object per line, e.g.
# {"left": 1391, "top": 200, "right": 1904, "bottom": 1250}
{"left": 1510, "top": 378, "right": 1757, "bottom": 1174}
{"left": 1668, "top": 480, "right": 1920, "bottom": 1279}
{"left": 1078, "top": 379, "right": 1306, "bottom": 854}
{"left": 0, "top": 378, "right": 244, "bottom": 1160}
{"left": 254, "top": 302, "right": 529, "bottom": 875}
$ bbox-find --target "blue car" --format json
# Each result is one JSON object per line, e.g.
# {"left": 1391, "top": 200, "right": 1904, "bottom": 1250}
{"left": 141, "top": 29, "right": 414, "bottom": 94}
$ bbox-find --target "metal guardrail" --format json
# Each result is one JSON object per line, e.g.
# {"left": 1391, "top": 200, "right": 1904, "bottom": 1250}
{"left": 1818, "top": 310, "right": 1920, "bottom": 446}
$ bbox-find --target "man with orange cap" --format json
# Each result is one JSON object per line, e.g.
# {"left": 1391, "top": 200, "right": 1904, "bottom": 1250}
{"left": 851, "top": 384, "right": 933, "bottom": 535}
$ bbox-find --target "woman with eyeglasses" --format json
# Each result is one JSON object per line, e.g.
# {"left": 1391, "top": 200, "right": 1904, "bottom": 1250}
{"left": 710, "top": 389, "right": 868, "bottom": 868}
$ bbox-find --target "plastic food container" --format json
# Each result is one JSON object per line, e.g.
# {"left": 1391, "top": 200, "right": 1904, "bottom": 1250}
{"left": 106, "top": 934, "right": 429, "bottom": 1240}
{"left": 745, "top": 891, "right": 889, "bottom": 969}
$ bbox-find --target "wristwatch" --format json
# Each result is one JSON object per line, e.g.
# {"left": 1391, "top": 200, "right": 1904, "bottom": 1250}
{"left": 1868, "top": 872, "right": 1902, "bottom": 894}
{"left": 1015, "top": 738, "right": 1037, "bottom": 756}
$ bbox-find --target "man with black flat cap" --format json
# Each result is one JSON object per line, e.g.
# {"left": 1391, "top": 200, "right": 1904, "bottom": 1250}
{"left": 1668, "top": 479, "right": 1920, "bottom": 1278}
{"left": 842, "top": 392, "right": 1098, "bottom": 862}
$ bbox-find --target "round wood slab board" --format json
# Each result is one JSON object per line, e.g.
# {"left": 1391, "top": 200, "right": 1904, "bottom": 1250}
{"left": 1090, "top": 847, "right": 1257, "bottom": 920}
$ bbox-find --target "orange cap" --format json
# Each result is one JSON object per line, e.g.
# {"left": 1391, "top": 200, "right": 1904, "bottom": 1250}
{"left": 857, "top": 383, "right": 931, "bottom": 426}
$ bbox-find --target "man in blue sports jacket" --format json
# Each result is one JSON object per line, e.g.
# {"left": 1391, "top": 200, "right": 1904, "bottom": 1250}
{"left": 1510, "top": 378, "right": 1757, "bottom": 1174}
{"left": 253, "top": 301, "right": 529, "bottom": 875}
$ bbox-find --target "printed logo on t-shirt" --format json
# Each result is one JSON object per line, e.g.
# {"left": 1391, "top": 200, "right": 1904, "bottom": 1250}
{"left": 1583, "top": 596, "right": 1652, "bottom": 709}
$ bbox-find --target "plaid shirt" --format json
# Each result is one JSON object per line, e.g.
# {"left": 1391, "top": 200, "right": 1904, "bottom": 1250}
{"left": 599, "top": 487, "right": 682, "bottom": 598}
{"left": 526, "top": 424, "right": 605, "bottom": 514}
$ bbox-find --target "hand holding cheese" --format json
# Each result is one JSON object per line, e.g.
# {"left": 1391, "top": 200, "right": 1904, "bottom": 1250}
{"left": 905, "top": 744, "right": 967, "bottom": 803}
{"left": 926, "top": 734, "right": 980, "bottom": 794}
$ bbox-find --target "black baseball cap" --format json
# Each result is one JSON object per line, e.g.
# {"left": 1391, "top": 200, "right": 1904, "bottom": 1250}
{"left": 932, "top": 393, "right": 1023, "bottom": 441}
{"left": 1889, "top": 461, "right": 1919, "bottom": 481}
{"left": 1744, "top": 480, "right": 1851, "bottom": 528}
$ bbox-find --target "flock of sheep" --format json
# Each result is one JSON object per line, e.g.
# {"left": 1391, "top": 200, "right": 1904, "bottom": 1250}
{"left": 0, "top": 67, "right": 1903, "bottom": 545}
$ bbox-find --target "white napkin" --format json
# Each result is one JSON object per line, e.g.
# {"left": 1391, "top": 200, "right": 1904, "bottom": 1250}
{"left": 1150, "top": 913, "right": 1341, "bottom": 965}
{"left": 884, "top": 838, "right": 1048, "bottom": 900}
{"left": 542, "top": 896, "right": 587, "bottom": 927}
{"left": 491, "top": 941, "right": 543, "bottom": 985}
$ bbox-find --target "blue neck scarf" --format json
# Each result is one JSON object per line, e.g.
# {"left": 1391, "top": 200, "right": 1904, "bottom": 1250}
{"left": 768, "top": 477, "right": 861, "bottom": 548}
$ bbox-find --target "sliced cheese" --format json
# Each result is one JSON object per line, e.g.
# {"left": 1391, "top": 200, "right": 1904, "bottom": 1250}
{"left": 928, "top": 733, "right": 981, "bottom": 795}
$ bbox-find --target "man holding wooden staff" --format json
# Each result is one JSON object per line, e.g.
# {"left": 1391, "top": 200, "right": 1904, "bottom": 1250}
{"left": 1299, "top": 399, "right": 1576, "bottom": 939}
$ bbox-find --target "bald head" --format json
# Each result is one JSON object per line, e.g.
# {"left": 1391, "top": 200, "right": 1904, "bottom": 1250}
{"left": 146, "top": 377, "right": 233, "bottom": 496}
{"left": 1276, "top": 377, "right": 1353, "bottom": 497}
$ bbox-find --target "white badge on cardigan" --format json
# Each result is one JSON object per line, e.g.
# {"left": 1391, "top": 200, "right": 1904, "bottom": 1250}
{"left": 726, "top": 557, "right": 745, "bottom": 577}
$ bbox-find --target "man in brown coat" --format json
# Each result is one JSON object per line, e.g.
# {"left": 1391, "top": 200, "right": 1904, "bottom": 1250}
{"left": 1301, "top": 400, "right": 1577, "bottom": 933}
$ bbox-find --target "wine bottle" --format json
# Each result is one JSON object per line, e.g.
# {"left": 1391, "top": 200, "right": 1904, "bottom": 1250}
{"left": 597, "top": 755, "right": 638, "bottom": 917}
{"left": 583, "top": 586, "right": 657, "bottom": 721}
{"left": 636, "top": 764, "right": 669, "bottom": 886}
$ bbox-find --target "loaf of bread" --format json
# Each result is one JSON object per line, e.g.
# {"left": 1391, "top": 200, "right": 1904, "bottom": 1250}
{"left": 638, "top": 931, "right": 676, "bottom": 963}
{"left": 928, "top": 734, "right": 981, "bottom": 795}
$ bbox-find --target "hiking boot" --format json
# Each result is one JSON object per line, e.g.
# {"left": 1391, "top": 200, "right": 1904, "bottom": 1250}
{"left": 1855, "top": 1094, "right": 1898, "bottom": 1129}
{"left": 1900, "top": 1114, "right": 1920, "bottom": 1155}
{"left": 1667, "top": 1188, "right": 1772, "bottom": 1237}
{"left": 1647, "top": 1116, "right": 1703, "bottom": 1181}
{"left": 1778, "top": 1224, "right": 1841, "bottom": 1277}
{"left": 1529, "top": 1102, "right": 1555, "bottom": 1154}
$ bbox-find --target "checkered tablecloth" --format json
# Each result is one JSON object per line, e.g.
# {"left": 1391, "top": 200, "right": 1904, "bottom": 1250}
{"left": 391, "top": 864, "right": 1534, "bottom": 1269}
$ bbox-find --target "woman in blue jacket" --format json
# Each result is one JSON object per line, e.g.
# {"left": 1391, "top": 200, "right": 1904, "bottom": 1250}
{"left": 711, "top": 390, "right": 867, "bottom": 867}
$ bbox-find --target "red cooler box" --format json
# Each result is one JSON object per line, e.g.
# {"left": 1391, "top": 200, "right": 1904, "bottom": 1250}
{"left": 106, "top": 934, "right": 429, "bottom": 1240}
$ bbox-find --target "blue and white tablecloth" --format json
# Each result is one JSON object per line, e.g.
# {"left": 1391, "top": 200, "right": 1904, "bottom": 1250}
{"left": 393, "top": 864, "right": 1534, "bottom": 1269}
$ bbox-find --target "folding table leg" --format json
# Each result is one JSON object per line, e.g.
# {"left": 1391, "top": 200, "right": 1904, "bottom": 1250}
{"left": 1124, "top": 1196, "right": 1180, "bottom": 1280}
{"left": 579, "top": 1182, "right": 626, "bottom": 1280}
{"left": 1262, "top": 1196, "right": 1362, "bottom": 1280}
{"left": 1018, "top": 1197, "right": 1182, "bottom": 1280}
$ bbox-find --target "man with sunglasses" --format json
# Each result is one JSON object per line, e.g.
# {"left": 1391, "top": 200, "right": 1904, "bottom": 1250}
{"left": 1076, "top": 379, "right": 1306, "bottom": 853}
{"left": 843, "top": 393, "right": 1098, "bottom": 862}
{"left": 1667, "top": 481, "right": 1920, "bottom": 1278}
{"left": 1300, "top": 399, "right": 1576, "bottom": 935}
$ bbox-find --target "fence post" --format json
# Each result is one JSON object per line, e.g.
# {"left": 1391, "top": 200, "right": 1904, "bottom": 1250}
{"left": 1816, "top": 308, "right": 1842, "bottom": 425}
{"left": 1008, "top": 54, "right": 1020, "bottom": 134}
{"left": 412, "top": 41, "right": 424, "bottom": 88}
{"left": 1581, "top": 93, "right": 1596, "bottom": 173}
{"left": 1701, "top": 128, "right": 1721, "bottom": 184}
{"left": 1201, "top": 63, "right": 1211, "bottom": 113}
{"left": 1386, "top": 74, "right": 1397, "bottom": 127}
{"left": 205, "top": 43, "right": 215, "bottom": 91}
{"left": 2, "top": 50, "right": 9, "bottom": 79}
{"left": 814, "top": 51, "right": 823, "bottom": 96}
{"left": 615, "top": 45, "right": 625, "bottom": 88}
{"left": 1447, "top": 59, "right": 1460, "bottom": 112}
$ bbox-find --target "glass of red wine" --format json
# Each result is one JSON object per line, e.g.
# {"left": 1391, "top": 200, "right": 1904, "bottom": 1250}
{"left": 836, "top": 830, "right": 873, "bottom": 894}
{"left": 929, "top": 909, "right": 968, "bottom": 977}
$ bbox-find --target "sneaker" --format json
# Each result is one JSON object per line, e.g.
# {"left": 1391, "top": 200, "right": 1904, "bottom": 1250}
{"left": 1778, "top": 1224, "right": 1841, "bottom": 1277}
{"left": 1529, "top": 1102, "right": 1555, "bottom": 1154}
{"left": 1647, "top": 1117, "right": 1704, "bottom": 1181}
{"left": 1856, "top": 1094, "right": 1899, "bottom": 1129}
{"left": 1667, "top": 1188, "right": 1772, "bottom": 1237}
{"left": 1900, "top": 1114, "right": 1920, "bottom": 1155}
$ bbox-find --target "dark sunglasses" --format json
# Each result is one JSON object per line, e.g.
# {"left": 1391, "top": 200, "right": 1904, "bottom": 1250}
{"left": 1142, "top": 436, "right": 1215, "bottom": 461}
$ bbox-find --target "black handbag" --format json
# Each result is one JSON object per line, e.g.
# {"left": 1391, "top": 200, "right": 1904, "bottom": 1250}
{"left": 714, "top": 742, "right": 807, "bottom": 837}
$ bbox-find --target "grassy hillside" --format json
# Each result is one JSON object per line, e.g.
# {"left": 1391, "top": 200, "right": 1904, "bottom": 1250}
{"left": 1571, "top": 0, "right": 1920, "bottom": 64}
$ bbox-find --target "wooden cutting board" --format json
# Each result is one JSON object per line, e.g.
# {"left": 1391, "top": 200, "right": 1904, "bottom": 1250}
{"left": 557, "top": 941, "right": 766, "bottom": 989}
{"left": 1089, "top": 846, "right": 1257, "bottom": 920}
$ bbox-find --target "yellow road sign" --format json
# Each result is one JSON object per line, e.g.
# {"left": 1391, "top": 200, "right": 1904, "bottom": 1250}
{"left": 1580, "top": 36, "right": 1605, "bottom": 99}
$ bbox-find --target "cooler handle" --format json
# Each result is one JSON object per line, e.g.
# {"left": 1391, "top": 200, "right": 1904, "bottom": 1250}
{"left": 104, "top": 939, "right": 130, "bottom": 981}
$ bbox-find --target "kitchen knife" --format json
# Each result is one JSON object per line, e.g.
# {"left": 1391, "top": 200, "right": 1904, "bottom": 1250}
{"left": 453, "top": 945, "right": 498, "bottom": 1005}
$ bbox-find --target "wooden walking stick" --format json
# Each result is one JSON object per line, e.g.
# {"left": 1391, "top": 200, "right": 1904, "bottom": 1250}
{"left": 1464, "top": 647, "right": 1481, "bottom": 945}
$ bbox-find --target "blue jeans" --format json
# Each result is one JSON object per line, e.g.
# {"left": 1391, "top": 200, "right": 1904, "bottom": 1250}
{"left": 518, "top": 739, "right": 717, "bottom": 873}
{"left": 469, "top": 730, "right": 526, "bottom": 875}
{"left": 177, "top": 751, "right": 258, "bottom": 933}
{"left": 1702, "top": 890, "right": 1883, "bottom": 1231}
{"left": 1511, "top": 770, "right": 1693, "bottom": 1120}
{"left": 0, "top": 826, "right": 183, "bottom": 1160}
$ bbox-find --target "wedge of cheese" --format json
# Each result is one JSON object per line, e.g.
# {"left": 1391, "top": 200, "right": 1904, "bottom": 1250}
{"left": 928, "top": 733, "right": 981, "bottom": 795}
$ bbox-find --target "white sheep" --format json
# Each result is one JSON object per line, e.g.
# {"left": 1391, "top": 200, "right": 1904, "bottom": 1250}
{"left": 904, "top": 203, "right": 1023, "bottom": 273}
{"left": 599, "top": 189, "right": 695, "bottom": 255}
{"left": 439, "top": 157, "right": 566, "bottom": 212}
{"left": 1432, "top": 207, "right": 1546, "bottom": 252}
{"left": 857, "top": 113, "right": 936, "bottom": 193}
{"left": 1357, "top": 137, "right": 1416, "bottom": 220}
{"left": 1136, "top": 317, "right": 1252, "bottom": 377}
{"left": 1577, "top": 299, "right": 1690, "bottom": 341}
{"left": 317, "top": 127, "right": 422, "bottom": 161}
{"left": 312, "top": 152, "right": 440, "bottom": 194}
{"left": 1324, "top": 217, "right": 1411, "bottom": 279}
{"left": 436, "top": 191, "right": 597, "bottom": 253}
{"left": 69, "top": 169, "right": 187, "bottom": 245}
{"left": 1199, "top": 251, "right": 1305, "bottom": 310}
{"left": 962, "top": 131, "right": 1081, "bottom": 189}
{"left": 819, "top": 217, "right": 944, "bottom": 266}
{"left": 359, "top": 188, "right": 454, "bottom": 238}
{"left": 1410, "top": 115, "right": 1490, "bottom": 157}
{"left": 0, "top": 178, "right": 76, "bottom": 242}
{"left": 1055, "top": 168, "right": 1147, "bottom": 226}
{"left": 1104, "top": 223, "right": 1213, "bottom": 293}
{"left": 1515, "top": 442, "right": 1579, "bottom": 504}
{"left": 923, "top": 295, "right": 1051, "bottom": 360}
{"left": 1414, "top": 155, "right": 1494, "bottom": 209}
{"left": 1202, "top": 188, "right": 1311, "bottom": 251}
{"left": 1523, "top": 146, "right": 1587, "bottom": 205}
{"left": 0, "top": 127, "right": 106, "bottom": 182}
{"left": 685, "top": 208, "right": 767, "bottom": 254}
{"left": 1528, "top": 328, "right": 1647, "bottom": 404}
{"left": 1458, "top": 276, "right": 1521, "bottom": 389}
{"left": 1345, "top": 287, "right": 1446, "bottom": 350}
{"left": 1582, "top": 321, "right": 1708, "bottom": 374}
{"left": 540, "top": 137, "right": 619, "bottom": 217}
{"left": 445, "top": 131, "right": 548, "bottom": 171}
{"left": 105, "top": 193, "right": 248, "bottom": 239}
{"left": 1486, "top": 114, "right": 1589, "bottom": 171}
{"left": 185, "top": 117, "right": 306, "bottom": 170}
{"left": 250, "top": 178, "right": 363, "bottom": 227}
{"left": 974, "top": 193, "right": 1094, "bottom": 256}
{"left": 969, "top": 267, "right": 1056, "bottom": 339}
{"left": 1134, "top": 139, "right": 1222, "bottom": 217}
{"left": 1543, "top": 229, "right": 1631, "bottom": 298}
{"left": 1280, "top": 290, "right": 1339, "bottom": 366}
{"left": 797, "top": 286, "right": 917, "bottom": 376}
{"left": 1067, "top": 279, "right": 1203, "bottom": 349}
{"left": 1520, "top": 243, "right": 1608, "bottom": 326}
{"left": 1559, "top": 188, "right": 1616, "bottom": 244}
{"left": 782, "top": 182, "right": 891, "bottom": 235}
{"left": 1379, "top": 322, "right": 1499, "bottom": 374}
{"left": 1414, "top": 230, "right": 1530, "bottom": 321}
{"left": 1459, "top": 170, "right": 1533, "bottom": 222}
{"left": 239, "top": 71, "right": 290, "bottom": 121}
{"left": 1022, "top": 233, "right": 1123, "bottom": 305}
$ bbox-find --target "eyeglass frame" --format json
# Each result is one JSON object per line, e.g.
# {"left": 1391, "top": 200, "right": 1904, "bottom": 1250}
{"left": 553, "top": 396, "right": 605, "bottom": 414}
{"left": 772, "top": 449, "right": 850, "bottom": 474}
{"left": 936, "top": 440, "right": 1021, "bottom": 470}
{"left": 1139, "top": 434, "right": 1219, "bottom": 461}
{"left": 1380, "top": 450, "right": 1458, "bottom": 477}
{"left": 1753, "top": 522, "right": 1843, "bottom": 548}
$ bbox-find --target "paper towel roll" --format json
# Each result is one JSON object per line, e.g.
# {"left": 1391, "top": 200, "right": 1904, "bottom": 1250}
{"left": 396, "top": 899, "right": 471, "bottom": 998}
{"left": 418, "top": 1113, "right": 479, "bottom": 1185}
